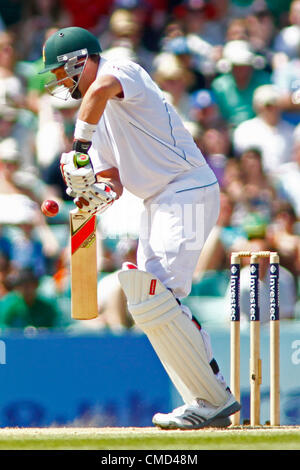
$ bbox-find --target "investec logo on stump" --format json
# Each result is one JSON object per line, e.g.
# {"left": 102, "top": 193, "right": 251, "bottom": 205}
{"left": 0, "top": 340, "right": 6, "bottom": 365}
{"left": 249, "top": 264, "right": 258, "bottom": 321}
{"left": 270, "top": 263, "right": 279, "bottom": 321}
{"left": 230, "top": 264, "right": 240, "bottom": 321}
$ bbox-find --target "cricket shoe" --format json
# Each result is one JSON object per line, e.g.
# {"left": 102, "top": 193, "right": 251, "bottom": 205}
{"left": 152, "top": 392, "right": 241, "bottom": 430}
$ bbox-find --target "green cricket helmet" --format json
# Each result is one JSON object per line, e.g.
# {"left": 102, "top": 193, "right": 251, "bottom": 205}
{"left": 40, "top": 27, "right": 102, "bottom": 100}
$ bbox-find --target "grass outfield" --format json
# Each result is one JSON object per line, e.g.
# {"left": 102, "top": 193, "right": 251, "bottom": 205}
{"left": 0, "top": 426, "right": 299, "bottom": 450}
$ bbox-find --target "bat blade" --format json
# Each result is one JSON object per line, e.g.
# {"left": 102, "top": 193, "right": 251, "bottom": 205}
{"left": 70, "top": 209, "right": 98, "bottom": 320}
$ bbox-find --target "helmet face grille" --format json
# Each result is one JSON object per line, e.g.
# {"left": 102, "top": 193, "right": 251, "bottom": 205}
{"left": 45, "top": 54, "right": 88, "bottom": 101}
{"left": 63, "top": 50, "right": 88, "bottom": 78}
{"left": 57, "top": 48, "right": 88, "bottom": 63}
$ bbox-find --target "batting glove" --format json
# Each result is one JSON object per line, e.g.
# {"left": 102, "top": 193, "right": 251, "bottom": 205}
{"left": 60, "top": 150, "right": 95, "bottom": 193}
{"left": 74, "top": 182, "right": 117, "bottom": 215}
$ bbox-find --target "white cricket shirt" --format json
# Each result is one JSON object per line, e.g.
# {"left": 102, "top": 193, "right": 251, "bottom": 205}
{"left": 89, "top": 58, "right": 215, "bottom": 199}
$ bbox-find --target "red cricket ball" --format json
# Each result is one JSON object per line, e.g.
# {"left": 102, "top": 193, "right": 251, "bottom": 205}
{"left": 41, "top": 199, "right": 59, "bottom": 217}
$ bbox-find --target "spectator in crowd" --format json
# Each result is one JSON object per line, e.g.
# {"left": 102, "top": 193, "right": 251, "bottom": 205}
{"left": 1, "top": 200, "right": 60, "bottom": 279}
{"left": 0, "top": 250, "right": 12, "bottom": 298}
{"left": 0, "top": 137, "right": 60, "bottom": 276}
{"left": 225, "top": 17, "right": 249, "bottom": 42}
{"left": 111, "top": 0, "right": 165, "bottom": 53}
{"left": 162, "top": 36, "right": 207, "bottom": 91}
{"left": 0, "top": 137, "right": 22, "bottom": 194}
{"left": 273, "top": 0, "right": 300, "bottom": 60}
{"left": 0, "top": 104, "right": 19, "bottom": 142}
{"left": 246, "top": 0, "right": 276, "bottom": 69}
{"left": 0, "top": 225, "right": 12, "bottom": 262}
{"left": 233, "top": 84, "right": 295, "bottom": 173}
{"left": 177, "top": 0, "right": 225, "bottom": 48}
{"left": 9, "top": 217, "right": 51, "bottom": 279}
{"left": 228, "top": 0, "right": 255, "bottom": 19}
{"left": 211, "top": 39, "right": 271, "bottom": 129}
{"left": 101, "top": 8, "right": 154, "bottom": 73}
{"left": 42, "top": 118, "right": 75, "bottom": 202}
{"left": 35, "top": 94, "right": 79, "bottom": 171}
{"left": 189, "top": 88, "right": 224, "bottom": 130}
{"left": 266, "top": 200, "right": 300, "bottom": 282}
{"left": 221, "top": 158, "right": 250, "bottom": 222}
{"left": 160, "top": 15, "right": 185, "bottom": 49}
{"left": 199, "top": 0, "right": 231, "bottom": 46}
{"left": 18, "top": 0, "right": 69, "bottom": 62}
{"left": 0, "top": 29, "right": 37, "bottom": 170}
{"left": 24, "top": 26, "right": 59, "bottom": 115}
{"left": 0, "top": 30, "right": 25, "bottom": 107}
{"left": 238, "top": 147, "right": 277, "bottom": 220}
{"left": 182, "top": 120, "right": 203, "bottom": 151}
{"left": 153, "top": 52, "right": 195, "bottom": 120}
{"left": 169, "top": 0, "right": 222, "bottom": 83}
{"left": 0, "top": 103, "right": 36, "bottom": 172}
{"left": 240, "top": 211, "right": 268, "bottom": 242}
{"left": 0, "top": 268, "right": 59, "bottom": 329}
{"left": 272, "top": 124, "right": 300, "bottom": 218}
{"left": 60, "top": 0, "right": 111, "bottom": 32}
{"left": 221, "top": 150, "right": 277, "bottom": 234}
{"left": 0, "top": 136, "right": 52, "bottom": 205}
{"left": 272, "top": 14, "right": 300, "bottom": 124}
{"left": 199, "top": 127, "right": 231, "bottom": 187}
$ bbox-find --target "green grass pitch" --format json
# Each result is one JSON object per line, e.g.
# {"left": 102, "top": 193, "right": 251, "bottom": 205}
{"left": 0, "top": 426, "right": 299, "bottom": 450}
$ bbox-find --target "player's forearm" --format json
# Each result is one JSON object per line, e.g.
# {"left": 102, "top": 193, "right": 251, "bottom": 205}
{"left": 96, "top": 167, "right": 123, "bottom": 199}
{"left": 73, "top": 76, "right": 123, "bottom": 151}
{"left": 77, "top": 83, "right": 108, "bottom": 126}
{"left": 77, "top": 75, "right": 123, "bottom": 127}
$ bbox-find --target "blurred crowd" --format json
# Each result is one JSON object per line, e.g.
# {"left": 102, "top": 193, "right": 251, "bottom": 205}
{"left": 0, "top": 0, "right": 299, "bottom": 332}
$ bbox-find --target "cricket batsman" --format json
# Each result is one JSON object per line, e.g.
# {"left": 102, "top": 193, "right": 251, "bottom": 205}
{"left": 40, "top": 26, "right": 241, "bottom": 429}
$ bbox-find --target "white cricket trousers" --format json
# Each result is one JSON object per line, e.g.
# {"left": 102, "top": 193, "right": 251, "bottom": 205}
{"left": 137, "top": 166, "right": 220, "bottom": 299}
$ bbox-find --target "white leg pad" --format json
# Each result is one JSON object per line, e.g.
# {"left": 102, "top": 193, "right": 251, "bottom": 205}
{"left": 118, "top": 269, "right": 228, "bottom": 406}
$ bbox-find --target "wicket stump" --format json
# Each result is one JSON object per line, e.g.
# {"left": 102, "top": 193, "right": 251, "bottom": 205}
{"left": 230, "top": 251, "right": 280, "bottom": 426}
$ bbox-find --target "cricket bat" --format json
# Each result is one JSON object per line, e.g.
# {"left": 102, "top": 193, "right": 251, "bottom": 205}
{"left": 69, "top": 153, "right": 98, "bottom": 320}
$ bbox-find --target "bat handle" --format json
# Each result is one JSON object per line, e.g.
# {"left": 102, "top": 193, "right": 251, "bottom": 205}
{"left": 74, "top": 152, "right": 90, "bottom": 168}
